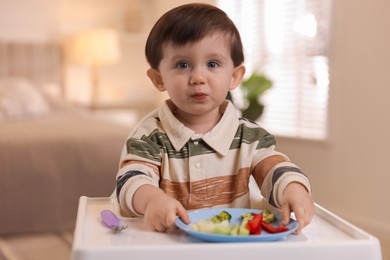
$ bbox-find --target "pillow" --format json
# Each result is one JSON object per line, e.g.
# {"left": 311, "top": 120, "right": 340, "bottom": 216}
{"left": 0, "top": 78, "right": 52, "bottom": 120}
{"left": 39, "top": 82, "right": 76, "bottom": 111}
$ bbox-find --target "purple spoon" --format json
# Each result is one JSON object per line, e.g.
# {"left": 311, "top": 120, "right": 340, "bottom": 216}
{"left": 100, "top": 210, "right": 127, "bottom": 231}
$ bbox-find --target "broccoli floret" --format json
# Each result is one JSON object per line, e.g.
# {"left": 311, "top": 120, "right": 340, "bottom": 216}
{"left": 219, "top": 211, "right": 232, "bottom": 221}
{"left": 210, "top": 210, "right": 232, "bottom": 224}
{"left": 262, "top": 209, "right": 277, "bottom": 223}
{"left": 240, "top": 213, "right": 254, "bottom": 220}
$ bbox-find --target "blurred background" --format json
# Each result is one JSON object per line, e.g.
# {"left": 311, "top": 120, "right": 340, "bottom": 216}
{"left": 0, "top": 0, "right": 389, "bottom": 259}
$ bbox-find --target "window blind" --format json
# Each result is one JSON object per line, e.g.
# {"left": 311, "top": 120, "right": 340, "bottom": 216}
{"left": 217, "top": 0, "right": 332, "bottom": 140}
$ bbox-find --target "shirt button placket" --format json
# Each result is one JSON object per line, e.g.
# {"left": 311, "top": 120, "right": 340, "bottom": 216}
{"left": 195, "top": 162, "right": 201, "bottom": 169}
{"left": 188, "top": 139, "right": 206, "bottom": 198}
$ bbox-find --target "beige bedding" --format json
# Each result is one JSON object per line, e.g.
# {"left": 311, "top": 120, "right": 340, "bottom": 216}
{"left": 0, "top": 112, "right": 130, "bottom": 234}
{"left": 0, "top": 41, "right": 135, "bottom": 235}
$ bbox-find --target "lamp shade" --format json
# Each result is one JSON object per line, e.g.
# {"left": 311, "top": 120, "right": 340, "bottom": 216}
{"left": 65, "top": 28, "right": 121, "bottom": 66}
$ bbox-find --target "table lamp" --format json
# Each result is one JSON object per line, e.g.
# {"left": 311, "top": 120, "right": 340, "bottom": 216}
{"left": 65, "top": 28, "right": 121, "bottom": 108}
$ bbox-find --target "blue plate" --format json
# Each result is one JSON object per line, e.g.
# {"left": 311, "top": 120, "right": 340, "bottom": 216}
{"left": 175, "top": 208, "right": 298, "bottom": 242}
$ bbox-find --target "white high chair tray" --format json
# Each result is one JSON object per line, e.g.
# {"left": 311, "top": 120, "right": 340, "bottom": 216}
{"left": 71, "top": 196, "right": 382, "bottom": 260}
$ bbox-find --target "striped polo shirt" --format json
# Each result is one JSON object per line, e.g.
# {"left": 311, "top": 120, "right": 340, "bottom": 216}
{"left": 116, "top": 100, "right": 310, "bottom": 217}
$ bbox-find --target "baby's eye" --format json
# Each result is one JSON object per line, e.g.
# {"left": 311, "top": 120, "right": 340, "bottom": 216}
{"left": 207, "top": 61, "right": 220, "bottom": 68}
{"left": 176, "top": 62, "right": 189, "bottom": 69}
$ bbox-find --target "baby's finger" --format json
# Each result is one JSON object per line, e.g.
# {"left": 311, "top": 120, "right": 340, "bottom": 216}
{"left": 176, "top": 205, "right": 190, "bottom": 224}
{"left": 280, "top": 203, "right": 292, "bottom": 226}
{"left": 293, "top": 208, "right": 312, "bottom": 234}
{"left": 294, "top": 221, "right": 303, "bottom": 234}
{"left": 294, "top": 215, "right": 308, "bottom": 234}
{"left": 165, "top": 212, "right": 179, "bottom": 230}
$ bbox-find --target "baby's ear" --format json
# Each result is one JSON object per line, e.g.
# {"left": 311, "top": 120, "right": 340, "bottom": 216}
{"left": 230, "top": 65, "right": 246, "bottom": 90}
{"left": 147, "top": 68, "right": 165, "bottom": 91}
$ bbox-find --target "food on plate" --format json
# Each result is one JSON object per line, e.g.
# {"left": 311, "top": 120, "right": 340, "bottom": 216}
{"left": 262, "top": 209, "right": 277, "bottom": 223}
{"left": 189, "top": 210, "right": 232, "bottom": 235}
{"left": 261, "top": 221, "right": 289, "bottom": 233}
{"left": 246, "top": 212, "right": 263, "bottom": 235}
{"left": 210, "top": 210, "right": 232, "bottom": 223}
{"left": 189, "top": 210, "right": 289, "bottom": 236}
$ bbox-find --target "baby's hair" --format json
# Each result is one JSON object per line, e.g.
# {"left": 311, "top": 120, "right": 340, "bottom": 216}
{"left": 145, "top": 3, "right": 244, "bottom": 69}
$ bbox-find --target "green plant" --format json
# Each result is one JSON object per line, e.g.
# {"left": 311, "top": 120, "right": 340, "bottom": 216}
{"left": 240, "top": 72, "right": 272, "bottom": 121}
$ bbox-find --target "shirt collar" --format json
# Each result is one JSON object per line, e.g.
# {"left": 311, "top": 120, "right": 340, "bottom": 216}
{"left": 159, "top": 100, "right": 239, "bottom": 156}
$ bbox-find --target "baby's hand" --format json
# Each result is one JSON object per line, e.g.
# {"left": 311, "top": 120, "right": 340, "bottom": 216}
{"left": 143, "top": 191, "right": 190, "bottom": 232}
{"left": 280, "top": 182, "right": 314, "bottom": 234}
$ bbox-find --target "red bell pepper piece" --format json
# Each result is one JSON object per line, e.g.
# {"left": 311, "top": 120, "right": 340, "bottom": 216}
{"left": 247, "top": 213, "right": 263, "bottom": 235}
{"left": 261, "top": 221, "right": 289, "bottom": 233}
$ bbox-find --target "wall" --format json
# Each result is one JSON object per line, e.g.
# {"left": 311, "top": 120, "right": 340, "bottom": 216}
{"left": 0, "top": 0, "right": 164, "bottom": 108}
{"left": 276, "top": 0, "right": 390, "bottom": 240}
{"left": 0, "top": 0, "right": 215, "bottom": 109}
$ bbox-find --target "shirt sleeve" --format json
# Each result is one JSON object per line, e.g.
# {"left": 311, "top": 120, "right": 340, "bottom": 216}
{"left": 260, "top": 161, "right": 311, "bottom": 208}
{"left": 115, "top": 134, "right": 162, "bottom": 217}
{"left": 248, "top": 126, "right": 311, "bottom": 208}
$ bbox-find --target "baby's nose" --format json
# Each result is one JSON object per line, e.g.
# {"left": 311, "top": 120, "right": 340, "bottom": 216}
{"left": 189, "top": 68, "right": 206, "bottom": 85}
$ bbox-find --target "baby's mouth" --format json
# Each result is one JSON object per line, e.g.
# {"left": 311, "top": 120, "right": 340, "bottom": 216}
{"left": 192, "top": 93, "right": 207, "bottom": 100}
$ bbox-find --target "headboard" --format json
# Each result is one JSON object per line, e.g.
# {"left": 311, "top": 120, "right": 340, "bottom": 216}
{"left": 0, "top": 42, "right": 64, "bottom": 95}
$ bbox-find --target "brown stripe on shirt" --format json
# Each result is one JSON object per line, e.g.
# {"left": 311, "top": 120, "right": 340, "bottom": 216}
{"left": 120, "top": 160, "right": 160, "bottom": 178}
{"left": 160, "top": 168, "right": 251, "bottom": 209}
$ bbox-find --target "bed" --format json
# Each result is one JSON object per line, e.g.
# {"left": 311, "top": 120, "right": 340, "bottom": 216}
{"left": 0, "top": 42, "right": 133, "bottom": 235}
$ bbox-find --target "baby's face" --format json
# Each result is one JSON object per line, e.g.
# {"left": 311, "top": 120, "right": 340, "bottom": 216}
{"left": 157, "top": 32, "right": 243, "bottom": 121}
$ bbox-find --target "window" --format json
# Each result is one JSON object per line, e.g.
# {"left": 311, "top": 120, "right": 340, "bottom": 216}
{"left": 217, "top": 0, "right": 332, "bottom": 140}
